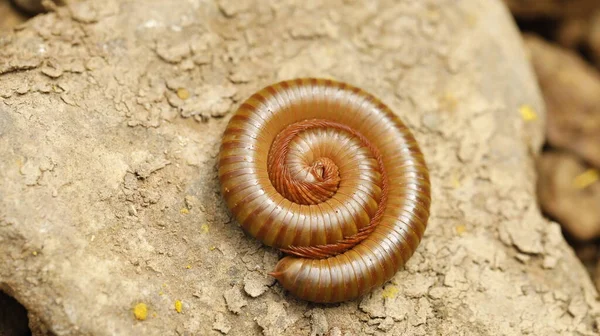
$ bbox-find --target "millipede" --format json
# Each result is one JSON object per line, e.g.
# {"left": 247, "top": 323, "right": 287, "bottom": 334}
{"left": 218, "top": 78, "right": 431, "bottom": 303}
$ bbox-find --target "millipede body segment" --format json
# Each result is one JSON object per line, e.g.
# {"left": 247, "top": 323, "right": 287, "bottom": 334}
{"left": 218, "top": 78, "right": 431, "bottom": 303}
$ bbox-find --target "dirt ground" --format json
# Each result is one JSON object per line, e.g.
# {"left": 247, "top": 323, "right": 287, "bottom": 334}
{"left": 1, "top": 0, "right": 599, "bottom": 335}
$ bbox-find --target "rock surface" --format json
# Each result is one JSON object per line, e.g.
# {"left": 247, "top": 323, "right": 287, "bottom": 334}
{"left": 1, "top": 0, "right": 599, "bottom": 335}
{"left": 502, "top": 0, "right": 599, "bottom": 18}
{"left": 525, "top": 34, "right": 600, "bottom": 169}
{"left": 537, "top": 151, "right": 600, "bottom": 241}
{"left": 589, "top": 11, "right": 600, "bottom": 67}
{"left": 0, "top": 0, "right": 28, "bottom": 31}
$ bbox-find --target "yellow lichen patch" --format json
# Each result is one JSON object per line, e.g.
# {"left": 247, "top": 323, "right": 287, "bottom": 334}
{"left": 180, "top": 208, "right": 189, "bottom": 214}
{"left": 382, "top": 286, "right": 399, "bottom": 299}
{"left": 519, "top": 105, "right": 537, "bottom": 122}
{"left": 573, "top": 169, "right": 599, "bottom": 189}
{"left": 466, "top": 14, "right": 478, "bottom": 28}
{"left": 133, "top": 303, "right": 148, "bottom": 321}
{"left": 439, "top": 93, "right": 458, "bottom": 113}
{"left": 452, "top": 177, "right": 460, "bottom": 189}
{"left": 455, "top": 224, "right": 467, "bottom": 235}
{"left": 425, "top": 7, "right": 440, "bottom": 21}
{"left": 443, "top": 172, "right": 461, "bottom": 189}
{"left": 449, "top": 173, "right": 461, "bottom": 189}
{"left": 200, "top": 224, "right": 209, "bottom": 233}
{"left": 175, "top": 300, "right": 182, "bottom": 313}
{"left": 176, "top": 88, "right": 190, "bottom": 100}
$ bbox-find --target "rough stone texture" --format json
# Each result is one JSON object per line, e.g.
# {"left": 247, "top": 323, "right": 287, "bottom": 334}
{"left": 1, "top": 0, "right": 599, "bottom": 335}
{"left": 223, "top": 286, "right": 247, "bottom": 315}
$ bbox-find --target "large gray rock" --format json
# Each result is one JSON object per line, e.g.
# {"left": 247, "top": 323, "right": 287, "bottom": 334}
{"left": 1, "top": 0, "right": 598, "bottom": 335}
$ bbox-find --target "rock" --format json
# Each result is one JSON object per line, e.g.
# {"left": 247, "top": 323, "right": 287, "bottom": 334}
{"left": 307, "top": 308, "right": 328, "bottom": 336}
{"left": 556, "top": 17, "right": 591, "bottom": 49}
{"left": 0, "top": 0, "right": 28, "bottom": 31}
{"left": 11, "top": 0, "right": 46, "bottom": 14}
{"left": 525, "top": 34, "right": 600, "bottom": 168}
{"left": 537, "top": 151, "right": 600, "bottom": 240}
{"left": 243, "top": 272, "right": 273, "bottom": 298}
{"left": 574, "top": 242, "right": 599, "bottom": 272}
{"left": 329, "top": 327, "right": 341, "bottom": 336}
{"left": 502, "top": 0, "right": 600, "bottom": 55}
{"left": 359, "top": 291, "right": 386, "bottom": 319}
{"left": 255, "top": 302, "right": 301, "bottom": 336}
{"left": 213, "top": 312, "right": 232, "bottom": 335}
{"left": 223, "top": 286, "right": 247, "bottom": 314}
{"left": 589, "top": 11, "right": 600, "bottom": 67}
{"left": 503, "top": 0, "right": 599, "bottom": 18}
{"left": 377, "top": 316, "right": 394, "bottom": 332}
{"left": 595, "top": 259, "right": 600, "bottom": 294}
{"left": 1, "top": 0, "right": 599, "bottom": 335}
{"left": 500, "top": 207, "right": 545, "bottom": 254}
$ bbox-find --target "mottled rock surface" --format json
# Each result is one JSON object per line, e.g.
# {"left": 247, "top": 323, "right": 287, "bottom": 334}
{"left": 1, "top": 0, "right": 599, "bottom": 335}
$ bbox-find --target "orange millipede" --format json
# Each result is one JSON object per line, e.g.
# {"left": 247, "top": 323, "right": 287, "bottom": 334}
{"left": 218, "top": 78, "right": 431, "bottom": 303}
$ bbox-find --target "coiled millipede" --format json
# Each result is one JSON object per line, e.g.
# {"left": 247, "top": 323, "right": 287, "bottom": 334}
{"left": 218, "top": 78, "right": 431, "bottom": 303}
